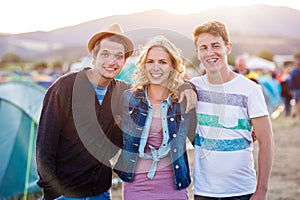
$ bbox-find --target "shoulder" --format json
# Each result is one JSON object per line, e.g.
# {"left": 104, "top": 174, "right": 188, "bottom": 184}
{"left": 190, "top": 75, "right": 204, "bottom": 83}
{"left": 46, "top": 70, "right": 86, "bottom": 98}
{"left": 190, "top": 75, "right": 207, "bottom": 90}
{"left": 115, "top": 79, "right": 131, "bottom": 88}
{"left": 51, "top": 70, "right": 79, "bottom": 87}
{"left": 236, "top": 74, "right": 260, "bottom": 88}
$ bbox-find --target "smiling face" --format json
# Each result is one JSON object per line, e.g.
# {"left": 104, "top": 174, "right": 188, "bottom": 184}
{"left": 145, "top": 46, "right": 174, "bottom": 86}
{"left": 195, "top": 33, "right": 232, "bottom": 74}
{"left": 93, "top": 38, "right": 126, "bottom": 81}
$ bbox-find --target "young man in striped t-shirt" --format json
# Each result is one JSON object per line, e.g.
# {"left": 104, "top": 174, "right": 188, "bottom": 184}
{"left": 190, "top": 20, "right": 275, "bottom": 200}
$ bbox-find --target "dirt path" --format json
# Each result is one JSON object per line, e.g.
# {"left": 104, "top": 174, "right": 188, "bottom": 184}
{"left": 266, "top": 116, "right": 300, "bottom": 199}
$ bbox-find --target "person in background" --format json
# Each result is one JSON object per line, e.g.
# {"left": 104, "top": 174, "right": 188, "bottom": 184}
{"left": 289, "top": 53, "right": 300, "bottom": 120}
{"left": 36, "top": 23, "right": 196, "bottom": 200}
{"left": 190, "top": 20, "right": 275, "bottom": 200}
{"left": 114, "top": 35, "right": 197, "bottom": 200}
{"left": 234, "top": 55, "right": 259, "bottom": 84}
{"left": 275, "top": 61, "right": 293, "bottom": 117}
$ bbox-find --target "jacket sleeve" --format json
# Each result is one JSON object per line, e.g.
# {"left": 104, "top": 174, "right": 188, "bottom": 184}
{"left": 36, "top": 84, "right": 63, "bottom": 200}
{"left": 179, "top": 96, "right": 197, "bottom": 146}
{"left": 178, "top": 80, "right": 195, "bottom": 93}
{"left": 187, "top": 107, "right": 197, "bottom": 146}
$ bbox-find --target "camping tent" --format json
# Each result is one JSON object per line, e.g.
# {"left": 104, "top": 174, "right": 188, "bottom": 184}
{"left": 0, "top": 81, "right": 45, "bottom": 198}
{"left": 258, "top": 75, "right": 282, "bottom": 115}
{"left": 246, "top": 56, "right": 276, "bottom": 71}
{"left": 115, "top": 57, "right": 137, "bottom": 84}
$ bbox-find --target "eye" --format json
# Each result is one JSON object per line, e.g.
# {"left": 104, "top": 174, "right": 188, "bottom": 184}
{"left": 146, "top": 60, "right": 154, "bottom": 64}
{"left": 100, "top": 52, "right": 109, "bottom": 57}
{"left": 159, "top": 60, "right": 167, "bottom": 65}
{"left": 213, "top": 44, "right": 221, "bottom": 49}
{"left": 115, "top": 54, "right": 124, "bottom": 60}
{"left": 199, "top": 46, "right": 207, "bottom": 51}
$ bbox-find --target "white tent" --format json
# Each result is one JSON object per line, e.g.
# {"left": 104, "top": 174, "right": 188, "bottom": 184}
{"left": 246, "top": 56, "right": 276, "bottom": 71}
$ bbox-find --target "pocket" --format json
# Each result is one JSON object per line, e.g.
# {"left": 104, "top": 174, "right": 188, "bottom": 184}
{"left": 218, "top": 105, "right": 239, "bottom": 128}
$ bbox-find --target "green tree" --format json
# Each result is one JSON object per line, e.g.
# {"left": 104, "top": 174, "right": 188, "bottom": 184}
{"left": 52, "top": 60, "right": 63, "bottom": 70}
{"left": 0, "top": 52, "right": 23, "bottom": 64}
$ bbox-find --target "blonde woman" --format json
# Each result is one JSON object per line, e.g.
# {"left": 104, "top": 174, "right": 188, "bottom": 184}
{"left": 114, "top": 35, "right": 196, "bottom": 200}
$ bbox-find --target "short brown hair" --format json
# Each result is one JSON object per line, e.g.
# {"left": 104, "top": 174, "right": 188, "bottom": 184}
{"left": 193, "top": 20, "right": 231, "bottom": 46}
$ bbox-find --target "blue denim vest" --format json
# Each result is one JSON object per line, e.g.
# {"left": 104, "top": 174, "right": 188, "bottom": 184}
{"left": 114, "top": 89, "right": 195, "bottom": 190}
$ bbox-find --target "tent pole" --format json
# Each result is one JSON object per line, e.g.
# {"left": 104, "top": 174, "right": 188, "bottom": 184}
{"left": 23, "top": 120, "right": 35, "bottom": 200}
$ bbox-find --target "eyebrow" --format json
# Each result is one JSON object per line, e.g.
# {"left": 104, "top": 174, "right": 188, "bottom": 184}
{"left": 211, "top": 42, "right": 221, "bottom": 45}
{"left": 101, "top": 49, "right": 124, "bottom": 54}
{"left": 199, "top": 42, "right": 221, "bottom": 48}
{"left": 147, "top": 58, "right": 168, "bottom": 62}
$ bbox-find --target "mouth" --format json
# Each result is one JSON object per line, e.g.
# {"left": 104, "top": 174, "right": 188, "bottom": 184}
{"left": 206, "top": 58, "right": 218, "bottom": 63}
{"left": 150, "top": 73, "right": 163, "bottom": 79}
{"left": 104, "top": 66, "right": 118, "bottom": 72}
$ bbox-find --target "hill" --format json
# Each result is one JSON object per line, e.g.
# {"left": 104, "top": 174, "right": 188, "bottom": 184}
{"left": 1, "top": 4, "right": 300, "bottom": 62}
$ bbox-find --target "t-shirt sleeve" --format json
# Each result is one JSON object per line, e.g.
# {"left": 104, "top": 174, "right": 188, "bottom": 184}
{"left": 248, "top": 84, "right": 269, "bottom": 119}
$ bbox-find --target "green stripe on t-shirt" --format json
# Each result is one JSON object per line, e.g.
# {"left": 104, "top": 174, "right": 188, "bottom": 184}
{"left": 197, "top": 113, "right": 252, "bottom": 131}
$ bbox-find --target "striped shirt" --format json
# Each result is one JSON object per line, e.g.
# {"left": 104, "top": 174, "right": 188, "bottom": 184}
{"left": 91, "top": 82, "right": 107, "bottom": 105}
{"left": 190, "top": 74, "right": 269, "bottom": 198}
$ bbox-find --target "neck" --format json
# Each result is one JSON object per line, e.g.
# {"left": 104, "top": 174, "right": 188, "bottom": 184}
{"left": 147, "top": 84, "right": 170, "bottom": 103}
{"left": 207, "top": 68, "right": 236, "bottom": 84}
{"left": 86, "top": 69, "right": 112, "bottom": 87}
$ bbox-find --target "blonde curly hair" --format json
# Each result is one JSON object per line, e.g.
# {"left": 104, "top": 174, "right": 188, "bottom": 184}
{"left": 132, "top": 35, "right": 185, "bottom": 99}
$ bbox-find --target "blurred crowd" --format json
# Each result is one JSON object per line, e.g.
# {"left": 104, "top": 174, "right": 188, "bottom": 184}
{"left": 233, "top": 53, "right": 300, "bottom": 120}
{"left": 1, "top": 52, "right": 300, "bottom": 120}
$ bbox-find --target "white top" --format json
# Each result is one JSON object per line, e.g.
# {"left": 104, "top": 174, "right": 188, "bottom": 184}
{"left": 190, "top": 74, "right": 269, "bottom": 197}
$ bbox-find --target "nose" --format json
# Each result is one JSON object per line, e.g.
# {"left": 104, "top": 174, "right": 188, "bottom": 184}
{"left": 153, "top": 62, "right": 160, "bottom": 70}
{"left": 107, "top": 55, "right": 117, "bottom": 65}
{"left": 206, "top": 46, "right": 215, "bottom": 55}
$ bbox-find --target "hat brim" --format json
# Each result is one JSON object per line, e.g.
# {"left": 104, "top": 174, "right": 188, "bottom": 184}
{"left": 87, "top": 32, "right": 134, "bottom": 58}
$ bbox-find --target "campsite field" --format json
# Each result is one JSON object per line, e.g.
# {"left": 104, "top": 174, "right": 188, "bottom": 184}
{"left": 111, "top": 114, "right": 300, "bottom": 200}
{"left": 26, "top": 113, "right": 299, "bottom": 200}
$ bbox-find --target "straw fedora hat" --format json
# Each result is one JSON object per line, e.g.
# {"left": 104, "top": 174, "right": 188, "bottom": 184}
{"left": 87, "top": 23, "right": 134, "bottom": 58}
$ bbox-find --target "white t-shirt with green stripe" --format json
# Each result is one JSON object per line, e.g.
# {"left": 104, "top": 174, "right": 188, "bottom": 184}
{"left": 190, "top": 74, "right": 269, "bottom": 198}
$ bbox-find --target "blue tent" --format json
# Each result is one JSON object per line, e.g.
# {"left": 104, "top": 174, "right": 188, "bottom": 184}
{"left": 0, "top": 81, "right": 45, "bottom": 198}
{"left": 115, "top": 57, "right": 137, "bottom": 84}
{"left": 258, "top": 75, "right": 282, "bottom": 114}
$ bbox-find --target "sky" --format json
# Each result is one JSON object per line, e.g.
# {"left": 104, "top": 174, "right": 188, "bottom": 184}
{"left": 1, "top": 0, "right": 299, "bottom": 34}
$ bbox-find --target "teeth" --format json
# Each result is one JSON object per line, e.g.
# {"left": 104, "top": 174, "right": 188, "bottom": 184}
{"left": 151, "top": 73, "right": 162, "bottom": 78}
{"left": 207, "top": 58, "right": 217, "bottom": 63}
{"left": 105, "top": 67, "right": 116, "bottom": 71}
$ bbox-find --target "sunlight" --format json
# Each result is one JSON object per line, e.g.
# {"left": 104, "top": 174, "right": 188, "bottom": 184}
{"left": 1, "top": 0, "right": 299, "bottom": 34}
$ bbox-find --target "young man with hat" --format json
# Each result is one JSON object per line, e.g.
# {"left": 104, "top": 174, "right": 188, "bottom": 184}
{"left": 36, "top": 23, "right": 196, "bottom": 200}
{"left": 36, "top": 23, "right": 134, "bottom": 200}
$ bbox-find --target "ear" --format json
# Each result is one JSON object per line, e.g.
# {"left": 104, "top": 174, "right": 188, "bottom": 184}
{"left": 195, "top": 48, "right": 201, "bottom": 61}
{"left": 226, "top": 43, "right": 232, "bottom": 55}
{"left": 92, "top": 51, "right": 97, "bottom": 60}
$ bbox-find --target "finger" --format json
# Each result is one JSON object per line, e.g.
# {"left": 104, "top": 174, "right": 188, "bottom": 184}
{"left": 178, "top": 93, "right": 184, "bottom": 103}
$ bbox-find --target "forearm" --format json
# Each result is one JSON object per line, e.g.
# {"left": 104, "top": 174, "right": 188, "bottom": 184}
{"left": 36, "top": 89, "right": 64, "bottom": 199}
{"left": 36, "top": 120, "right": 62, "bottom": 199}
{"left": 187, "top": 108, "right": 197, "bottom": 145}
{"left": 251, "top": 116, "right": 275, "bottom": 199}
{"left": 178, "top": 81, "right": 198, "bottom": 113}
{"left": 36, "top": 138, "right": 61, "bottom": 199}
{"left": 256, "top": 136, "right": 274, "bottom": 192}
